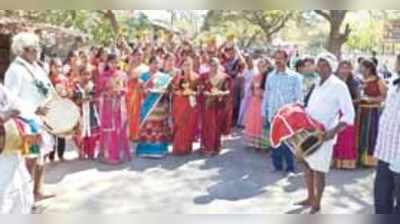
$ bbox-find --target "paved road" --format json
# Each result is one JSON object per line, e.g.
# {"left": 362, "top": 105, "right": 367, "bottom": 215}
{"left": 39, "top": 134, "right": 374, "bottom": 214}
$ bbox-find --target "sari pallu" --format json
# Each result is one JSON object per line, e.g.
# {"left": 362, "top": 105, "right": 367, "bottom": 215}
{"left": 200, "top": 73, "right": 230, "bottom": 155}
{"left": 136, "top": 72, "right": 173, "bottom": 158}
{"left": 126, "top": 64, "right": 149, "bottom": 142}
{"left": 171, "top": 74, "right": 200, "bottom": 155}
{"left": 126, "top": 78, "right": 144, "bottom": 141}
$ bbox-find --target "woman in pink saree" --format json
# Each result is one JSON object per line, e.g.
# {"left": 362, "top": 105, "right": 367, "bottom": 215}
{"left": 97, "top": 54, "right": 131, "bottom": 165}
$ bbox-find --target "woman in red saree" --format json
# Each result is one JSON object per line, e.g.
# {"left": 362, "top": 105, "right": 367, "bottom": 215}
{"left": 200, "top": 58, "right": 230, "bottom": 156}
{"left": 126, "top": 49, "right": 148, "bottom": 142}
{"left": 171, "top": 58, "right": 200, "bottom": 155}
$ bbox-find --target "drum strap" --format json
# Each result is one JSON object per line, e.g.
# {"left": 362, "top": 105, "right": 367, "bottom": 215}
{"left": 15, "top": 60, "right": 52, "bottom": 98}
{"left": 304, "top": 84, "right": 315, "bottom": 107}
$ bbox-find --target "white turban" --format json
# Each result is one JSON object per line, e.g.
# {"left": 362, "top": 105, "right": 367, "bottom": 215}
{"left": 11, "top": 32, "right": 40, "bottom": 56}
{"left": 316, "top": 52, "right": 338, "bottom": 73}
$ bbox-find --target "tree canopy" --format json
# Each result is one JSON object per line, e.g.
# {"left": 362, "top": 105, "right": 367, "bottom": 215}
{"left": 1, "top": 10, "right": 399, "bottom": 56}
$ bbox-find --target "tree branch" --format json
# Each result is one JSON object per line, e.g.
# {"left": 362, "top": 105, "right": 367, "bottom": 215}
{"left": 267, "top": 13, "right": 293, "bottom": 37}
{"left": 315, "top": 10, "right": 332, "bottom": 22}
{"left": 340, "top": 23, "right": 352, "bottom": 41}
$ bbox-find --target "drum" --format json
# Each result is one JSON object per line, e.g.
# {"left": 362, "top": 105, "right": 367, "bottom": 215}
{"left": 270, "top": 104, "right": 325, "bottom": 161}
{"left": 41, "top": 97, "right": 80, "bottom": 137}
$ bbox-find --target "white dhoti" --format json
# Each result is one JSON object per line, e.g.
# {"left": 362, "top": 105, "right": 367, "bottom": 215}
{"left": 304, "top": 139, "right": 336, "bottom": 173}
{"left": 0, "top": 154, "right": 34, "bottom": 214}
{"left": 38, "top": 131, "right": 54, "bottom": 165}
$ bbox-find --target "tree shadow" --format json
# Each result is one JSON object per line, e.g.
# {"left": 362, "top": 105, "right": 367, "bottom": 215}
{"left": 44, "top": 158, "right": 132, "bottom": 185}
{"left": 193, "top": 140, "right": 282, "bottom": 204}
{"left": 285, "top": 206, "right": 310, "bottom": 214}
{"left": 283, "top": 167, "right": 373, "bottom": 214}
{"left": 129, "top": 150, "right": 205, "bottom": 172}
{"left": 45, "top": 159, "right": 98, "bottom": 184}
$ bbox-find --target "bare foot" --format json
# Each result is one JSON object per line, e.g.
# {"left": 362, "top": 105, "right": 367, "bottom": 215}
{"left": 294, "top": 199, "right": 314, "bottom": 207}
{"left": 35, "top": 193, "right": 56, "bottom": 202}
{"left": 201, "top": 151, "right": 216, "bottom": 157}
{"left": 309, "top": 206, "right": 321, "bottom": 214}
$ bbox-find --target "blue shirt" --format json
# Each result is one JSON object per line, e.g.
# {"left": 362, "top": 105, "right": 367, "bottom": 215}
{"left": 262, "top": 68, "right": 304, "bottom": 122}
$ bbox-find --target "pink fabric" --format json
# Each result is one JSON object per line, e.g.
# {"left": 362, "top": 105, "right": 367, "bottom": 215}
{"left": 333, "top": 125, "right": 357, "bottom": 161}
{"left": 244, "top": 97, "right": 263, "bottom": 136}
{"left": 244, "top": 75, "right": 264, "bottom": 138}
{"left": 97, "top": 69, "right": 131, "bottom": 164}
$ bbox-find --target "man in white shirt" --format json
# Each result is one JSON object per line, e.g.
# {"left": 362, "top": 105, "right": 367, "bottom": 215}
{"left": 296, "top": 52, "right": 355, "bottom": 214}
{"left": 4, "top": 32, "right": 54, "bottom": 203}
{"left": 374, "top": 60, "right": 400, "bottom": 214}
{"left": 0, "top": 85, "right": 34, "bottom": 214}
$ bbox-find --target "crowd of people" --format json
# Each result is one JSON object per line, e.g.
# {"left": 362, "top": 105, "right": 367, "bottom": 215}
{"left": 0, "top": 31, "right": 399, "bottom": 214}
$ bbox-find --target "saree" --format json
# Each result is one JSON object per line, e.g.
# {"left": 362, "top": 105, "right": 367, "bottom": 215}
{"left": 72, "top": 81, "right": 100, "bottom": 159}
{"left": 97, "top": 70, "right": 131, "bottom": 165}
{"left": 356, "top": 79, "right": 382, "bottom": 167}
{"left": 222, "top": 57, "right": 244, "bottom": 132}
{"left": 237, "top": 69, "right": 255, "bottom": 127}
{"left": 171, "top": 74, "right": 200, "bottom": 155}
{"left": 136, "top": 72, "right": 173, "bottom": 158}
{"left": 200, "top": 73, "right": 230, "bottom": 155}
{"left": 243, "top": 74, "right": 270, "bottom": 150}
{"left": 126, "top": 64, "right": 149, "bottom": 141}
{"left": 126, "top": 78, "right": 143, "bottom": 141}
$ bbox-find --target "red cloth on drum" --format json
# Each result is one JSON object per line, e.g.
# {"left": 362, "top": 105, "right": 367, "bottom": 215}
{"left": 270, "top": 103, "right": 325, "bottom": 147}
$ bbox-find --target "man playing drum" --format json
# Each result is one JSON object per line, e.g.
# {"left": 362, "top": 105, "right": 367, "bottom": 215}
{"left": 4, "top": 32, "right": 55, "bottom": 203}
{"left": 296, "top": 52, "right": 355, "bottom": 214}
{"left": 0, "top": 84, "right": 34, "bottom": 214}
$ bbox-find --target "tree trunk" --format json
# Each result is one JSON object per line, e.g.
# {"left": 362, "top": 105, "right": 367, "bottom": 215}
{"left": 98, "top": 10, "right": 120, "bottom": 34}
{"left": 327, "top": 23, "right": 345, "bottom": 59}
{"left": 106, "top": 10, "right": 120, "bottom": 34}
{"left": 202, "top": 10, "right": 218, "bottom": 31}
{"left": 244, "top": 31, "right": 260, "bottom": 48}
{"left": 315, "top": 10, "right": 351, "bottom": 59}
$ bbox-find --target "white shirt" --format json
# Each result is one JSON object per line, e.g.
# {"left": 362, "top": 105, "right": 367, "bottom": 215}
{"left": 306, "top": 74, "right": 355, "bottom": 130}
{"left": 0, "top": 85, "right": 20, "bottom": 120}
{"left": 387, "top": 73, "right": 400, "bottom": 95}
{"left": 304, "top": 74, "right": 355, "bottom": 173}
{"left": 374, "top": 85, "right": 400, "bottom": 164}
{"left": 4, "top": 57, "right": 52, "bottom": 121}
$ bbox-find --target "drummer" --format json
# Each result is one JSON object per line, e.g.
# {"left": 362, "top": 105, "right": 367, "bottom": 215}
{"left": 0, "top": 84, "right": 34, "bottom": 214}
{"left": 4, "top": 32, "right": 55, "bottom": 203}
{"left": 296, "top": 52, "right": 355, "bottom": 214}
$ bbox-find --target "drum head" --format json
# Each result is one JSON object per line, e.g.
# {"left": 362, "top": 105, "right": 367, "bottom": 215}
{"left": 42, "top": 98, "right": 80, "bottom": 136}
